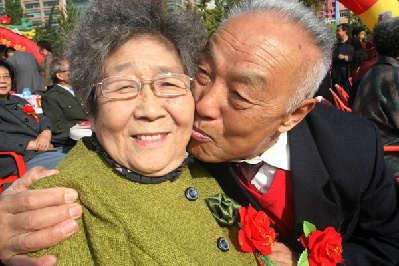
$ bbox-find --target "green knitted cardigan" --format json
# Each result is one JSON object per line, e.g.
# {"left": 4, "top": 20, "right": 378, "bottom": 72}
{"left": 29, "top": 137, "right": 257, "bottom": 265}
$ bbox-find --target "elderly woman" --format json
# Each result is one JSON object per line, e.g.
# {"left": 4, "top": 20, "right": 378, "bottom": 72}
{"left": 0, "top": 59, "right": 66, "bottom": 181}
{"left": 28, "top": 0, "right": 258, "bottom": 264}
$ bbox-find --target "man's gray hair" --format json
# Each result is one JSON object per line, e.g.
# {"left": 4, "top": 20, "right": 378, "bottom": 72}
{"left": 50, "top": 57, "right": 68, "bottom": 83}
{"left": 227, "top": 0, "right": 335, "bottom": 113}
{"left": 66, "top": 0, "right": 205, "bottom": 116}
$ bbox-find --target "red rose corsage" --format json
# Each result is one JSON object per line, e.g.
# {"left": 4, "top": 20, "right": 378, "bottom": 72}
{"left": 299, "top": 221, "right": 344, "bottom": 266}
{"left": 238, "top": 204, "right": 276, "bottom": 255}
{"left": 18, "top": 104, "right": 39, "bottom": 122}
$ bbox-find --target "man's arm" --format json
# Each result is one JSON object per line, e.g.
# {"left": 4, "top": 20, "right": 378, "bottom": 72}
{"left": 0, "top": 167, "right": 82, "bottom": 266}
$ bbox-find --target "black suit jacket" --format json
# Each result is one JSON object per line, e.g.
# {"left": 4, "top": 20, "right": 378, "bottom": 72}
{"left": 203, "top": 103, "right": 399, "bottom": 265}
{"left": 41, "top": 84, "right": 88, "bottom": 133}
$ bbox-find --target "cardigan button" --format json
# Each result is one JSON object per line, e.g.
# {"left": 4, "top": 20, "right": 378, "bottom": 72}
{"left": 14, "top": 106, "right": 19, "bottom": 110}
{"left": 217, "top": 237, "right": 229, "bottom": 252}
{"left": 24, "top": 118, "right": 29, "bottom": 122}
{"left": 185, "top": 187, "right": 198, "bottom": 201}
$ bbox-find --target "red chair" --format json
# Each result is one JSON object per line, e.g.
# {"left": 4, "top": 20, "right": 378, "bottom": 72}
{"left": 0, "top": 152, "right": 27, "bottom": 194}
{"left": 383, "top": 146, "right": 399, "bottom": 182}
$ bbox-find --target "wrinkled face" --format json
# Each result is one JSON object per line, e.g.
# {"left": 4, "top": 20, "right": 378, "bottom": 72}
{"left": 0, "top": 66, "right": 11, "bottom": 99}
{"left": 354, "top": 31, "right": 365, "bottom": 42}
{"left": 91, "top": 37, "right": 194, "bottom": 176}
{"left": 188, "top": 12, "right": 318, "bottom": 162}
{"left": 336, "top": 26, "right": 347, "bottom": 41}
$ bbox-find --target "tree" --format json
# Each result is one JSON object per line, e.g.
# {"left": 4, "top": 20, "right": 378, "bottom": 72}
{"left": 197, "top": 0, "right": 242, "bottom": 37}
{"left": 299, "top": 0, "right": 326, "bottom": 14}
{"left": 33, "top": 0, "right": 81, "bottom": 56}
{"left": 3, "top": 0, "right": 25, "bottom": 25}
{"left": 33, "top": 6, "right": 59, "bottom": 53}
{"left": 56, "top": 0, "right": 81, "bottom": 54}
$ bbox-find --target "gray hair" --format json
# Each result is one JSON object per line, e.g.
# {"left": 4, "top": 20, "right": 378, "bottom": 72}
{"left": 374, "top": 17, "right": 399, "bottom": 58}
{"left": 226, "top": 0, "right": 334, "bottom": 113}
{"left": 50, "top": 57, "right": 68, "bottom": 83}
{"left": 378, "top": 11, "right": 392, "bottom": 22}
{"left": 66, "top": 0, "right": 205, "bottom": 116}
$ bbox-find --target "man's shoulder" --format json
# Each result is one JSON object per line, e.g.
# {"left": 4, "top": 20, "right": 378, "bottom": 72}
{"left": 306, "top": 103, "right": 376, "bottom": 133}
{"left": 42, "top": 85, "right": 64, "bottom": 98}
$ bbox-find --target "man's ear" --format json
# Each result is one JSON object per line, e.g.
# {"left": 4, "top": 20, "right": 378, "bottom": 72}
{"left": 278, "top": 98, "right": 316, "bottom": 133}
{"left": 56, "top": 71, "right": 63, "bottom": 81}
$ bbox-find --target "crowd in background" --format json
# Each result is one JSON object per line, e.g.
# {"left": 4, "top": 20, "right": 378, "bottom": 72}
{"left": 0, "top": 40, "right": 88, "bottom": 188}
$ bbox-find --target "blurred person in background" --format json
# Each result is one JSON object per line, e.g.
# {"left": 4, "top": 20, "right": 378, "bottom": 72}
{"left": 353, "top": 17, "right": 399, "bottom": 175}
{"left": 37, "top": 41, "right": 54, "bottom": 90}
{"left": 41, "top": 57, "right": 88, "bottom": 147}
{"left": 0, "top": 59, "right": 66, "bottom": 190}
{"left": 6, "top": 49, "right": 45, "bottom": 95}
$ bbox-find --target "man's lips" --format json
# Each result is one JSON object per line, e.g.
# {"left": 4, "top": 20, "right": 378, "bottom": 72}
{"left": 191, "top": 127, "right": 211, "bottom": 140}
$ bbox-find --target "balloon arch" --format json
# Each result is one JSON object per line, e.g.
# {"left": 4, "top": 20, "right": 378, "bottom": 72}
{"left": 0, "top": 16, "right": 43, "bottom": 63}
{"left": 339, "top": 0, "right": 399, "bottom": 31}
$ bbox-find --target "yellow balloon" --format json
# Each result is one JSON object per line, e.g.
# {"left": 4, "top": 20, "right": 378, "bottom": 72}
{"left": 358, "top": 0, "right": 399, "bottom": 31}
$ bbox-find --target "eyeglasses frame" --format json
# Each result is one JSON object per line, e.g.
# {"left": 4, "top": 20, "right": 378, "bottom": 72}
{"left": 94, "top": 73, "right": 194, "bottom": 99}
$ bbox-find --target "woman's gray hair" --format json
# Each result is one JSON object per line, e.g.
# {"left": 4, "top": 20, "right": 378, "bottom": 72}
{"left": 374, "top": 17, "right": 399, "bottom": 58}
{"left": 226, "top": 0, "right": 335, "bottom": 113}
{"left": 66, "top": 0, "right": 205, "bottom": 116}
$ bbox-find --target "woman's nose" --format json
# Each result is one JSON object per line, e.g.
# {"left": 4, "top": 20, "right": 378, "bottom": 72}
{"left": 133, "top": 83, "right": 166, "bottom": 121}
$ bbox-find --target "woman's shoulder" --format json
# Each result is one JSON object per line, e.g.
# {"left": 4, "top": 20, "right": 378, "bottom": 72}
{"left": 29, "top": 137, "right": 104, "bottom": 190}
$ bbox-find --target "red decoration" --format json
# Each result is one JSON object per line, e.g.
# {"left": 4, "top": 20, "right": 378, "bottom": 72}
{"left": 0, "top": 28, "right": 43, "bottom": 63}
{"left": 238, "top": 203, "right": 276, "bottom": 255}
{"left": 300, "top": 227, "right": 343, "bottom": 266}
{"left": 20, "top": 104, "right": 39, "bottom": 122}
{"left": 0, "top": 15, "right": 11, "bottom": 25}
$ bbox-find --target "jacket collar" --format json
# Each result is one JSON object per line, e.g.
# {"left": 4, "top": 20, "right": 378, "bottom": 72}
{"left": 287, "top": 117, "right": 339, "bottom": 251}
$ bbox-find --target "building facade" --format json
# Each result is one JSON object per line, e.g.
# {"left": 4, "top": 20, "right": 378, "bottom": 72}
{"left": 0, "top": 0, "right": 89, "bottom": 26}
{"left": 167, "top": 0, "right": 198, "bottom": 12}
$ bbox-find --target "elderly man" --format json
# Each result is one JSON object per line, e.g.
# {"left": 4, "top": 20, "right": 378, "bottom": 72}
{"left": 41, "top": 57, "right": 88, "bottom": 146}
{"left": 353, "top": 17, "right": 399, "bottom": 176}
{"left": 1, "top": 0, "right": 399, "bottom": 265}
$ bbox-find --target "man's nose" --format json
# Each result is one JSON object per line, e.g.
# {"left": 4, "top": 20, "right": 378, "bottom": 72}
{"left": 194, "top": 83, "right": 221, "bottom": 121}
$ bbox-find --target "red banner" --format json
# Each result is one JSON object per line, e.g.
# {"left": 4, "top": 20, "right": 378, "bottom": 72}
{"left": 0, "top": 27, "right": 43, "bottom": 63}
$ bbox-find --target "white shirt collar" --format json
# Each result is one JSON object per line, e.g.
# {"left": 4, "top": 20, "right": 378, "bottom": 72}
{"left": 58, "top": 84, "right": 74, "bottom": 96}
{"left": 231, "top": 132, "right": 290, "bottom": 171}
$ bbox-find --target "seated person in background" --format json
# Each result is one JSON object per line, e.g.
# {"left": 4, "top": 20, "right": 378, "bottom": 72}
{"left": 41, "top": 57, "right": 88, "bottom": 147}
{"left": 0, "top": 59, "right": 67, "bottom": 188}
{"left": 353, "top": 17, "right": 399, "bottom": 175}
{"left": 6, "top": 49, "right": 45, "bottom": 95}
{"left": 26, "top": 0, "right": 258, "bottom": 264}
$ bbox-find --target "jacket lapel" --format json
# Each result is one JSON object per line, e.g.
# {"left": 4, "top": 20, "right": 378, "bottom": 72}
{"left": 287, "top": 118, "right": 339, "bottom": 251}
{"left": 201, "top": 161, "right": 263, "bottom": 211}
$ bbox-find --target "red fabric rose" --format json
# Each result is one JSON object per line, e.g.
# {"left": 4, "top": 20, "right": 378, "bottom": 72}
{"left": 20, "top": 105, "right": 39, "bottom": 121}
{"left": 238, "top": 204, "right": 276, "bottom": 255}
{"left": 307, "top": 227, "right": 343, "bottom": 266}
{"left": 21, "top": 105, "right": 35, "bottom": 114}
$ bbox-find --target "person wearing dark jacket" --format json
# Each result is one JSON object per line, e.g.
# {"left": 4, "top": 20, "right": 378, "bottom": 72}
{"left": 0, "top": 59, "right": 66, "bottom": 179}
{"left": 41, "top": 57, "right": 88, "bottom": 146}
{"left": 331, "top": 24, "right": 355, "bottom": 94}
